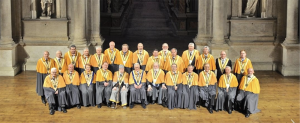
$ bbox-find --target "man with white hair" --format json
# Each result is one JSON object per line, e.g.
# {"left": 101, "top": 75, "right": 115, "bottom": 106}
{"left": 163, "top": 48, "right": 185, "bottom": 73}
{"left": 36, "top": 51, "right": 55, "bottom": 105}
{"left": 145, "top": 49, "right": 164, "bottom": 73}
{"left": 43, "top": 68, "right": 68, "bottom": 115}
{"left": 54, "top": 50, "right": 67, "bottom": 76}
{"left": 215, "top": 66, "right": 238, "bottom": 114}
{"left": 115, "top": 44, "right": 133, "bottom": 73}
{"left": 146, "top": 62, "right": 166, "bottom": 106}
{"left": 95, "top": 62, "right": 113, "bottom": 108}
{"left": 63, "top": 64, "right": 81, "bottom": 109}
{"left": 91, "top": 46, "right": 109, "bottom": 73}
{"left": 132, "top": 43, "right": 149, "bottom": 70}
{"left": 159, "top": 43, "right": 171, "bottom": 62}
{"left": 78, "top": 47, "right": 91, "bottom": 75}
{"left": 236, "top": 68, "right": 260, "bottom": 118}
{"left": 182, "top": 42, "right": 200, "bottom": 72}
{"left": 129, "top": 63, "right": 147, "bottom": 109}
{"left": 64, "top": 45, "right": 81, "bottom": 72}
{"left": 233, "top": 50, "right": 253, "bottom": 83}
{"left": 104, "top": 41, "right": 120, "bottom": 73}
{"left": 196, "top": 46, "right": 216, "bottom": 74}
{"left": 216, "top": 51, "right": 232, "bottom": 81}
{"left": 181, "top": 65, "right": 199, "bottom": 109}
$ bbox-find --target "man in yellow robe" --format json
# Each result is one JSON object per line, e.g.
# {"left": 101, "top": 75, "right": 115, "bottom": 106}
{"left": 163, "top": 48, "right": 185, "bottom": 73}
{"left": 233, "top": 50, "right": 253, "bottom": 83}
{"left": 90, "top": 46, "right": 109, "bottom": 73}
{"left": 215, "top": 66, "right": 238, "bottom": 114}
{"left": 64, "top": 45, "right": 81, "bottom": 72}
{"left": 165, "top": 63, "right": 183, "bottom": 110}
{"left": 145, "top": 49, "right": 164, "bottom": 72}
{"left": 78, "top": 47, "right": 91, "bottom": 75}
{"left": 36, "top": 51, "right": 55, "bottom": 104}
{"left": 53, "top": 50, "right": 67, "bottom": 76}
{"left": 132, "top": 43, "right": 149, "bottom": 70}
{"left": 146, "top": 62, "right": 166, "bottom": 106}
{"left": 63, "top": 64, "right": 81, "bottom": 109}
{"left": 159, "top": 43, "right": 171, "bottom": 62}
{"left": 199, "top": 63, "right": 218, "bottom": 113}
{"left": 80, "top": 64, "right": 97, "bottom": 107}
{"left": 182, "top": 42, "right": 200, "bottom": 72}
{"left": 236, "top": 68, "right": 260, "bottom": 118}
{"left": 181, "top": 65, "right": 199, "bottom": 109}
{"left": 95, "top": 62, "right": 113, "bottom": 108}
{"left": 43, "top": 68, "right": 68, "bottom": 115}
{"left": 104, "top": 41, "right": 120, "bottom": 73}
{"left": 195, "top": 46, "right": 216, "bottom": 74}
{"left": 216, "top": 51, "right": 232, "bottom": 81}
{"left": 109, "top": 65, "right": 129, "bottom": 109}
{"left": 114, "top": 44, "right": 133, "bottom": 73}
{"left": 129, "top": 63, "right": 147, "bottom": 109}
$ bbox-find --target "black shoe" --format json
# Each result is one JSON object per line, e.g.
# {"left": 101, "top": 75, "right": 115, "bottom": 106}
{"left": 129, "top": 103, "right": 134, "bottom": 109}
{"left": 142, "top": 103, "right": 146, "bottom": 109}
{"left": 111, "top": 103, "right": 115, "bottom": 109}
{"left": 245, "top": 113, "right": 250, "bottom": 118}
{"left": 228, "top": 109, "right": 232, "bottom": 114}
{"left": 50, "top": 109, "right": 55, "bottom": 115}
{"left": 41, "top": 96, "right": 46, "bottom": 105}
{"left": 151, "top": 101, "right": 155, "bottom": 104}
{"left": 62, "top": 108, "right": 67, "bottom": 113}
{"left": 162, "top": 101, "right": 167, "bottom": 107}
{"left": 107, "top": 102, "right": 111, "bottom": 108}
{"left": 97, "top": 104, "right": 102, "bottom": 108}
{"left": 77, "top": 104, "right": 81, "bottom": 109}
{"left": 215, "top": 109, "right": 219, "bottom": 112}
{"left": 209, "top": 108, "right": 213, "bottom": 114}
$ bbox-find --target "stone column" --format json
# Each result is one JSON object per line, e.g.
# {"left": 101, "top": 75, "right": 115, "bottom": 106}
{"left": 0, "top": 0, "right": 15, "bottom": 46}
{"left": 73, "top": 0, "right": 87, "bottom": 46}
{"left": 211, "top": 0, "right": 225, "bottom": 44}
{"left": 91, "top": 0, "right": 104, "bottom": 46}
{"left": 31, "top": 0, "right": 37, "bottom": 19}
{"left": 283, "top": 0, "right": 299, "bottom": 44}
{"left": 56, "top": 0, "right": 61, "bottom": 18}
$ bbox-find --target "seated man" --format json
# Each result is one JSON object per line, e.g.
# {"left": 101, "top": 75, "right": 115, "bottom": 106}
{"left": 63, "top": 64, "right": 81, "bottom": 109}
{"left": 215, "top": 66, "right": 238, "bottom": 114}
{"left": 146, "top": 62, "right": 166, "bottom": 106}
{"left": 199, "top": 63, "right": 217, "bottom": 114}
{"left": 181, "top": 65, "right": 199, "bottom": 110}
{"left": 236, "top": 68, "right": 260, "bottom": 118}
{"left": 43, "top": 68, "right": 68, "bottom": 115}
{"left": 109, "top": 65, "right": 129, "bottom": 109}
{"left": 95, "top": 62, "right": 113, "bottom": 108}
{"left": 129, "top": 63, "right": 147, "bottom": 109}
{"left": 80, "top": 64, "right": 96, "bottom": 107}
{"left": 165, "top": 63, "right": 183, "bottom": 110}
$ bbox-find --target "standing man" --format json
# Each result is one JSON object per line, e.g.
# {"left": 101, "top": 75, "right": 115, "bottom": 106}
{"left": 132, "top": 43, "right": 149, "bottom": 70}
{"left": 182, "top": 43, "right": 200, "bottom": 72}
{"left": 216, "top": 51, "right": 232, "bottom": 81}
{"left": 236, "top": 68, "right": 260, "bottom": 118}
{"left": 104, "top": 41, "right": 120, "bottom": 73}
{"left": 129, "top": 63, "right": 147, "bottom": 109}
{"left": 199, "top": 63, "right": 218, "bottom": 114}
{"left": 36, "top": 51, "right": 55, "bottom": 104}
{"left": 145, "top": 49, "right": 164, "bottom": 73}
{"left": 64, "top": 45, "right": 81, "bottom": 72}
{"left": 195, "top": 46, "right": 216, "bottom": 74}
{"left": 233, "top": 50, "right": 253, "bottom": 83}
{"left": 78, "top": 47, "right": 91, "bottom": 75}
{"left": 159, "top": 43, "right": 171, "bottom": 62}
{"left": 53, "top": 50, "right": 67, "bottom": 76}
{"left": 165, "top": 64, "right": 183, "bottom": 110}
{"left": 80, "top": 64, "right": 97, "bottom": 107}
{"left": 63, "top": 64, "right": 81, "bottom": 109}
{"left": 164, "top": 48, "right": 185, "bottom": 73}
{"left": 90, "top": 46, "right": 109, "bottom": 73}
{"left": 95, "top": 62, "right": 113, "bottom": 108}
{"left": 114, "top": 44, "right": 133, "bottom": 73}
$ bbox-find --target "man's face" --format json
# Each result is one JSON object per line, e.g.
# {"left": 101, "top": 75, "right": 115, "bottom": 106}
{"left": 102, "top": 63, "right": 108, "bottom": 70}
{"left": 248, "top": 68, "right": 254, "bottom": 75}
{"left": 119, "top": 68, "right": 124, "bottom": 73}
{"left": 153, "top": 64, "right": 159, "bottom": 70}
{"left": 203, "top": 48, "right": 209, "bottom": 54}
{"left": 68, "top": 65, "right": 74, "bottom": 72}
{"left": 220, "top": 51, "right": 226, "bottom": 59}
{"left": 70, "top": 47, "right": 76, "bottom": 54}
{"left": 56, "top": 52, "right": 62, "bottom": 58}
{"left": 96, "top": 48, "right": 102, "bottom": 55}
{"left": 225, "top": 67, "right": 231, "bottom": 74}
{"left": 187, "top": 66, "right": 193, "bottom": 73}
{"left": 138, "top": 44, "right": 143, "bottom": 50}
{"left": 85, "top": 65, "right": 91, "bottom": 72}
{"left": 240, "top": 51, "right": 246, "bottom": 58}
{"left": 171, "top": 49, "right": 177, "bottom": 57}
{"left": 188, "top": 45, "right": 194, "bottom": 51}
{"left": 122, "top": 46, "right": 128, "bottom": 52}
{"left": 44, "top": 52, "right": 49, "bottom": 59}
{"left": 134, "top": 65, "right": 140, "bottom": 71}
{"left": 171, "top": 65, "right": 177, "bottom": 72}
{"left": 162, "top": 45, "right": 168, "bottom": 50}
{"left": 51, "top": 70, "right": 57, "bottom": 77}
{"left": 84, "top": 49, "right": 89, "bottom": 56}
{"left": 153, "top": 51, "right": 158, "bottom": 57}
{"left": 109, "top": 42, "right": 115, "bottom": 49}
{"left": 204, "top": 64, "right": 210, "bottom": 71}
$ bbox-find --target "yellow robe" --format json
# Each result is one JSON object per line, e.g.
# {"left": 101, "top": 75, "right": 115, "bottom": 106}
{"left": 182, "top": 72, "right": 199, "bottom": 86}
{"left": 115, "top": 50, "right": 133, "bottom": 68}
{"left": 80, "top": 71, "right": 96, "bottom": 85}
{"left": 129, "top": 70, "right": 147, "bottom": 85}
{"left": 196, "top": 54, "right": 216, "bottom": 71}
{"left": 146, "top": 69, "right": 165, "bottom": 85}
{"left": 64, "top": 51, "right": 82, "bottom": 68}
{"left": 159, "top": 50, "right": 171, "bottom": 62}
{"left": 53, "top": 57, "right": 67, "bottom": 74}
{"left": 238, "top": 76, "right": 260, "bottom": 94}
{"left": 164, "top": 55, "right": 185, "bottom": 73}
{"left": 132, "top": 50, "right": 149, "bottom": 66}
{"left": 63, "top": 70, "right": 80, "bottom": 86}
{"left": 90, "top": 53, "right": 109, "bottom": 69}
{"left": 233, "top": 58, "right": 253, "bottom": 76}
{"left": 43, "top": 75, "right": 66, "bottom": 89}
{"left": 36, "top": 57, "right": 55, "bottom": 74}
{"left": 198, "top": 71, "right": 217, "bottom": 87}
{"left": 218, "top": 74, "right": 238, "bottom": 88}
{"left": 104, "top": 48, "right": 120, "bottom": 64}
{"left": 181, "top": 50, "right": 200, "bottom": 69}
{"left": 78, "top": 55, "right": 92, "bottom": 69}
{"left": 113, "top": 71, "right": 129, "bottom": 84}
{"left": 165, "top": 71, "right": 183, "bottom": 86}
{"left": 145, "top": 56, "right": 165, "bottom": 71}
{"left": 95, "top": 69, "right": 113, "bottom": 82}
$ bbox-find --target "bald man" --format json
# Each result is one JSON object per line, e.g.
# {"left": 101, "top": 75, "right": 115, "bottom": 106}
{"left": 78, "top": 47, "right": 92, "bottom": 75}
{"left": 132, "top": 43, "right": 149, "bottom": 70}
{"left": 216, "top": 51, "right": 232, "bottom": 81}
{"left": 233, "top": 50, "right": 253, "bottom": 83}
{"left": 63, "top": 64, "right": 81, "bottom": 109}
{"left": 159, "top": 43, "right": 171, "bottom": 62}
{"left": 182, "top": 42, "right": 200, "bottom": 72}
{"left": 195, "top": 46, "right": 216, "bottom": 74}
{"left": 64, "top": 45, "right": 81, "bottom": 72}
{"left": 53, "top": 50, "right": 67, "bottom": 76}
{"left": 104, "top": 41, "right": 120, "bottom": 73}
{"left": 36, "top": 51, "right": 55, "bottom": 105}
{"left": 90, "top": 46, "right": 109, "bottom": 73}
{"left": 236, "top": 68, "right": 260, "bottom": 118}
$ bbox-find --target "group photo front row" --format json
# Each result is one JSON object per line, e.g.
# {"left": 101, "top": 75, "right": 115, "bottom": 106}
{"left": 36, "top": 41, "right": 260, "bottom": 118}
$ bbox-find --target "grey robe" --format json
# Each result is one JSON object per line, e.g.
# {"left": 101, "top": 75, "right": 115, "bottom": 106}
{"left": 166, "top": 84, "right": 183, "bottom": 110}
{"left": 96, "top": 81, "right": 113, "bottom": 104}
{"left": 147, "top": 84, "right": 168, "bottom": 104}
{"left": 215, "top": 87, "right": 237, "bottom": 111}
{"left": 179, "top": 85, "right": 190, "bottom": 109}
{"left": 80, "top": 83, "right": 96, "bottom": 107}
{"left": 236, "top": 90, "right": 260, "bottom": 114}
{"left": 36, "top": 73, "right": 48, "bottom": 96}
{"left": 199, "top": 84, "right": 217, "bottom": 107}
{"left": 66, "top": 84, "right": 81, "bottom": 106}
{"left": 188, "top": 86, "right": 199, "bottom": 110}
{"left": 110, "top": 82, "right": 128, "bottom": 106}
{"left": 129, "top": 83, "right": 147, "bottom": 104}
{"left": 44, "top": 87, "right": 68, "bottom": 111}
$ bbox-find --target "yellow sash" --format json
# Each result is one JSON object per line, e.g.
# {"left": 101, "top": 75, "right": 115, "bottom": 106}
{"left": 169, "top": 56, "right": 179, "bottom": 67}
{"left": 137, "top": 50, "right": 145, "bottom": 64}
{"left": 81, "top": 55, "right": 91, "bottom": 68}
{"left": 202, "top": 71, "right": 212, "bottom": 87}
{"left": 120, "top": 51, "right": 130, "bottom": 65}
{"left": 117, "top": 72, "right": 126, "bottom": 85}
{"left": 243, "top": 75, "right": 255, "bottom": 89}
{"left": 187, "top": 50, "right": 196, "bottom": 64}
{"left": 151, "top": 69, "right": 162, "bottom": 85}
{"left": 94, "top": 54, "right": 104, "bottom": 69}
{"left": 186, "top": 73, "right": 194, "bottom": 88}
{"left": 160, "top": 50, "right": 170, "bottom": 61}
{"left": 68, "top": 51, "right": 78, "bottom": 66}
{"left": 201, "top": 54, "right": 211, "bottom": 66}
{"left": 84, "top": 71, "right": 93, "bottom": 86}
{"left": 239, "top": 58, "right": 249, "bottom": 74}
{"left": 152, "top": 56, "right": 161, "bottom": 64}
{"left": 67, "top": 71, "right": 75, "bottom": 83}
{"left": 50, "top": 76, "right": 58, "bottom": 91}
{"left": 218, "top": 58, "right": 229, "bottom": 72}
{"left": 224, "top": 73, "right": 233, "bottom": 89}
{"left": 169, "top": 71, "right": 179, "bottom": 86}
{"left": 108, "top": 48, "right": 117, "bottom": 62}
{"left": 54, "top": 58, "right": 64, "bottom": 73}
{"left": 133, "top": 70, "right": 142, "bottom": 85}
{"left": 41, "top": 58, "right": 51, "bottom": 74}
{"left": 100, "top": 69, "right": 109, "bottom": 81}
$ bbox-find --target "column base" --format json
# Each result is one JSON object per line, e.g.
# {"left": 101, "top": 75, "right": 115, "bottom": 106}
{"left": 208, "top": 43, "right": 229, "bottom": 58}
{"left": 193, "top": 35, "right": 211, "bottom": 51}
{"left": 91, "top": 36, "right": 105, "bottom": 46}
{"left": 279, "top": 43, "right": 300, "bottom": 76}
{"left": 0, "top": 44, "right": 22, "bottom": 76}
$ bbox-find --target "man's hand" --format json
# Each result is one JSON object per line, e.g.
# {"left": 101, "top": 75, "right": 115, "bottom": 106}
{"left": 175, "top": 86, "right": 177, "bottom": 90}
{"left": 138, "top": 84, "right": 142, "bottom": 89}
{"left": 134, "top": 84, "right": 138, "bottom": 89}
{"left": 55, "top": 90, "right": 58, "bottom": 94}
{"left": 113, "top": 87, "right": 117, "bottom": 90}
{"left": 226, "top": 88, "right": 228, "bottom": 92}
{"left": 122, "top": 86, "right": 126, "bottom": 91}
{"left": 147, "top": 86, "right": 152, "bottom": 91}
{"left": 162, "top": 84, "right": 167, "bottom": 89}
{"left": 104, "top": 82, "right": 109, "bottom": 86}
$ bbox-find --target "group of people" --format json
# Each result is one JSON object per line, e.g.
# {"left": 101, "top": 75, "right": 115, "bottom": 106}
{"left": 36, "top": 41, "right": 260, "bottom": 118}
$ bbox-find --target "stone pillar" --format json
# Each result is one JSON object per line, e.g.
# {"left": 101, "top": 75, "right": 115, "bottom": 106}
{"left": 211, "top": 0, "right": 225, "bottom": 44}
{"left": 91, "top": 0, "right": 104, "bottom": 46}
{"left": 283, "top": 0, "right": 299, "bottom": 44}
{"left": 0, "top": 0, "right": 15, "bottom": 46}
{"left": 31, "top": 0, "right": 37, "bottom": 19}
{"left": 73, "top": 0, "right": 87, "bottom": 46}
{"left": 56, "top": 0, "right": 61, "bottom": 18}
